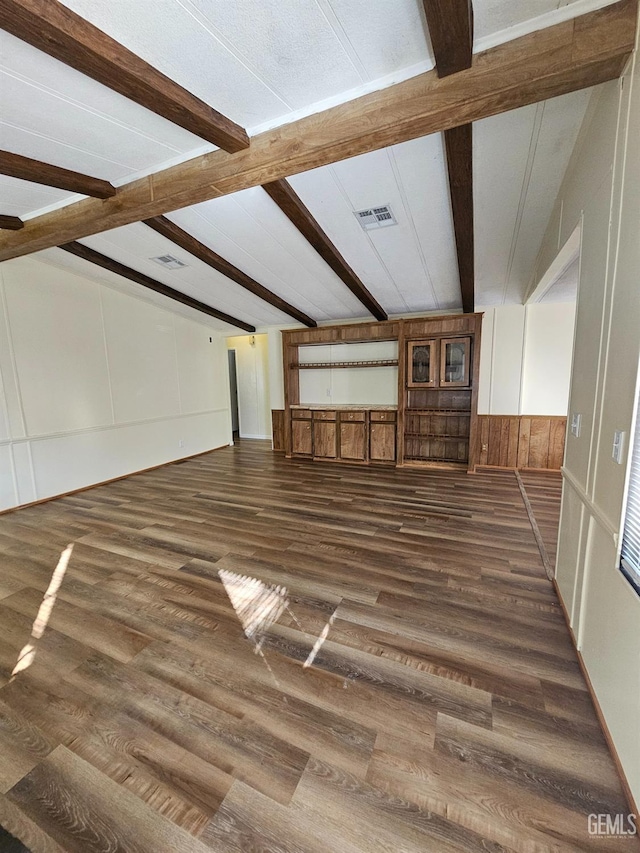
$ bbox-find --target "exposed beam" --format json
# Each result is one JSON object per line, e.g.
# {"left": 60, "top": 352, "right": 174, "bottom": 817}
{"left": 0, "top": 0, "right": 249, "bottom": 153}
{"left": 263, "top": 180, "right": 387, "bottom": 322}
{"left": 422, "top": 1, "right": 475, "bottom": 312}
{"left": 422, "top": 0, "right": 473, "bottom": 77}
{"left": 445, "top": 124, "right": 474, "bottom": 313}
{"left": 0, "top": 215, "right": 24, "bottom": 230}
{"left": 59, "top": 242, "right": 255, "bottom": 332}
{"left": 144, "top": 216, "right": 317, "bottom": 327}
{"left": 0, "top": 150, "right": 116, "bottom": 199}
{"left": 0, "top": 0, "right": 635, "bottom": 261}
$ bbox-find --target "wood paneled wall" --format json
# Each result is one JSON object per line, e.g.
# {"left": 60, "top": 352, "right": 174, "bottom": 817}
{"left": 271, "top": 409, "right": 285, "bottom": 451}
{"left": 476, "top": 416, "right": 566, "bottom": 470}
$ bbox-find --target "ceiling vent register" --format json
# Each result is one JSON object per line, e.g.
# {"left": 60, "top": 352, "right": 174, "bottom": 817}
{"left": 151, "top": 254, "right": 187, "bottom": 270}
{"left": 354, "top": 205, "right": 397, "bottom": 230}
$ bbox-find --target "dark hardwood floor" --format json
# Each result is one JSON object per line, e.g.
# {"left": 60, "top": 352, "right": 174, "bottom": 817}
{"left": 0, "top": 441, "right": 636, "bottom": 852}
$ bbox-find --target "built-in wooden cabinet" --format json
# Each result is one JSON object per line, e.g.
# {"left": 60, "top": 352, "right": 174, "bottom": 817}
{"left": 408, "top": 337, "right": 471, "bottom": 390}
{"left": 289, "top": 407, "right": 396, "bottom": 465}
{"left": 282, "top": 314, "right": 481, "bottom": 470}
{"left": 407, "top": 340, "right": 437, "bottom": 388}
{"left": 291, "top": 412, "right": 312, "bottom": 456}
{"left": 370, "top": 410, "right": 397, "bottom": 462}
{"left": 312, "top": 411, "right": 337, "bottom": 459}
{"left": 402, "top": 320, "right": 480, "bottom": 467}
{"left": 340, "top": 413, "right": 367, "bottom": 461}
{"left": 440, "top": 337, "right": 471, "bottom": 387}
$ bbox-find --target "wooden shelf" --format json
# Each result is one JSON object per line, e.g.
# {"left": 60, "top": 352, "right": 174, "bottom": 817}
{"left": 405, "top": 409, "right": 471, "bottom": 415}
{"left": 404, "top": 433, "right": 469, "bottom": 439}
{"left": 404, "top": 455, "right": 465, "bottom": 463}
{"left": 293, "top": 359, "right": 398, "bottom": 370}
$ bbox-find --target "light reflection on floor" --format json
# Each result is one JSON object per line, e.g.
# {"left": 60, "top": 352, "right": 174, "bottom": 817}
{"left": 10, "top": 543, "right": 74, "bottom": 680}
{"left": 218, "top": 568, "right": 337, "bottom": 673}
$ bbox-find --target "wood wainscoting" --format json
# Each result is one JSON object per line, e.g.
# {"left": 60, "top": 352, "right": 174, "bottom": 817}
{"left": 476, "top": 415, "right": 566, "bottom": 470}
{"left": 271, "top": 409, "right": 285, "bottom": 451}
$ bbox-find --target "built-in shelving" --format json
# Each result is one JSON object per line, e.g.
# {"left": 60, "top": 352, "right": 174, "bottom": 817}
{"left": 404, "top": 432, "right": 468, "bottom": 438}
{"left": 281, "top": 314, "right": 480, "bottom": 471}
{"left": 405, "top": 409, "right": 471, "bottom": 416}
{"left": 293, "top": 359, "right": 398, "bottom": 370}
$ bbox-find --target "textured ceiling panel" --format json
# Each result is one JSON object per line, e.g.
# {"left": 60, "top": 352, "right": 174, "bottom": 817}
{"left": 0, "top": 175, "right": 73, "bottom": 218}
{"left": 475, "top": 88, "right": 591, "bottom": 306}
{"left": 170, "top": 194, "right": 367, "bottom": 321}
{"left": 287, "top": 134, "right": 459, "bottom": 315}
{"left": 0, "top": 0, "right": 610, "bottom": 318}
{"left": 68, "top": 224, "right": 295, "bottom": 328}
{"left": 503, "top": 88, "right": 592, "bottom": 303}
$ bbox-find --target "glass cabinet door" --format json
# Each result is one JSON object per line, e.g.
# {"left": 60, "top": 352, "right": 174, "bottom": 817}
{"left": 407, "top": 340, "right": 436, "bottom": 388}
{"left": 440, "top": 337, "right": 471, "bottom": 387}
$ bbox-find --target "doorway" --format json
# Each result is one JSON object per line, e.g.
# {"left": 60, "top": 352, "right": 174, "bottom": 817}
{"left": 228, "top": 349, "right": 240, "bottom": 442}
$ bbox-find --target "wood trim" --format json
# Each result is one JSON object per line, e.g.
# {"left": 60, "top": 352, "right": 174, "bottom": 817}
{"left": 59, "top": 241, "right": 256, "bottom": 332}
{"left": 0, "top": 0, "right": 248, "bottom": 153}
{"left": 516, "top": 469, "right": 553, "bottom": 579}
{"left": 444, "top": 125, "right": 474, "bottom": 312}
{"left": 284, "top": 319, "right": 400, "bottom": 346}
{"left": 0, "top": 150, "right": 115, "bottom": 199}
{"left": 560, "top": 465, "right": 619, "bottom": 545}
{"left": 0, "top": 214, "right": 24, "bottom": 230}
{"left": 262, "top": 179, "right": 387, "bottom": 321}
{"left": 271, "top": 409, "right": 285, "bottom": 452}
{"left": 552, "top": 579, "right": 639, "bottom": 821}
{"left": 143, "top": 216, "right": 316, "bottom": 327}
{"left": 422, "top": 0, "right": 473, "bottom": 78}
{"left": 1, "top": 0, "right": 634, "bottom": 261}
{"left": 476, "top": 415, "right": 566, "bottom": 470}
{"left": 0, "top": 444, "right": 228, "bottom": 517}
{"left": 467, "top": 316, "right": 482, "bottom": 468}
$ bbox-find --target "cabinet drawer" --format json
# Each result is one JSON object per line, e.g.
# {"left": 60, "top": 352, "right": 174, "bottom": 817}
{"left": 313, "top": 410, "right": 336, "bottom": 421}
{"left": 370, "top": 410, "right": 396, "bottom": 422}
{"left": 291, "top": 409, "right": 311, "bottom": 419}
{"left": 340, "top": 411, "right": 365, "bottom": 422}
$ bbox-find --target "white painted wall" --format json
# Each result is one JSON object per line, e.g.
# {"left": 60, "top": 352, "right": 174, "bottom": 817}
{"left": 521, "top": 302, "right": 576, "bottom": 415}
{"left": 226, "top": 334, "right": 271, "bottom": 439}
{"left": 532, "top": 43, "right": 640, "bottom": 804}
{"left": 0, "top": 256, "right": 232, "bottom": 511}
{"left": 298, "top": 341, "right": 398, "bottom": 406}
{"left": 477, "top": 302, "right": 575, "bottom": 416}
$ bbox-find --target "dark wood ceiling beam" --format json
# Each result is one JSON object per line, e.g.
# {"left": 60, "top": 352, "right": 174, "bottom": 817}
{"left": 262, "top": 179, "right": 387, "bottom": 321}
{"left": 0, "top": 150, "right": 116, "bottom": 199}
{"left": 0, "top": 215, "right": 24, "bottom": 230}
{"left": 422, "top": 0, "right": 473, "bottom": 77}
{"left": 445, "top": 124, "right": 474, "bottom": 313}
{"left": 423, "top": 1, "right": 475, "bottom": 312}
{"left": 144, "top": 216, "right": 316, "bottom": 327}
{"left": 59, "top": 242, "right": 255, "bottom": 332}
{"left": 0, "top": 0, "right": 249, "bottom": 152}
{"left": 0, "top": 0, "right": 635, "bottom": 261}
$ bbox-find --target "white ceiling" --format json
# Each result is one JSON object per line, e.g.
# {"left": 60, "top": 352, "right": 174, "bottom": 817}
{"left": 1, "top": 0, "right": 608, "bottom": 327}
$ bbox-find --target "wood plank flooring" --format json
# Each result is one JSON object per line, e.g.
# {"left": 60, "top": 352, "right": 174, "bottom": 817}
{"left": 0, "top": 441, "right": 636, "bottom": 852}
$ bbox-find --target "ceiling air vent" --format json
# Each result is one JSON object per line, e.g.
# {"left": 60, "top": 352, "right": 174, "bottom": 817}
{"left": 150, "top": 254, "right": 187, "bottom": 270}
{"left": 354, "top": 204, "right": 397, "bottom": 231}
